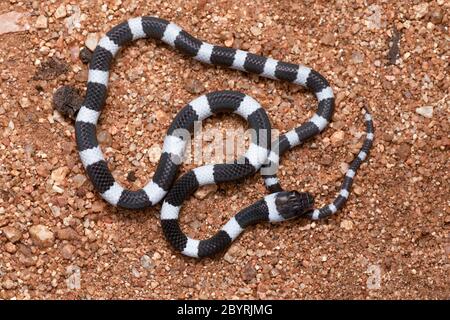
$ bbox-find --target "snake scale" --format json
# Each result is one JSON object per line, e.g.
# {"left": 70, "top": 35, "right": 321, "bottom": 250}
{"left": 75, "top": 17, "right": 374, "bottom": 258}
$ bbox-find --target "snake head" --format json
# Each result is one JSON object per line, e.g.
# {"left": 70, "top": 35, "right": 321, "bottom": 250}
{"left": 275, "top": 191, "right": 314, "bottom": 220}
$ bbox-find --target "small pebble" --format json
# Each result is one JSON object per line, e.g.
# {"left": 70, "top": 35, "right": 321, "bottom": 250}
{"left": 36, "top": 164, "right": 50, "bottom": 177}
{"left": 351, "top": 51, "right": 364, "bottom": 64}
{"left": 184, "top": 79, "right": 205, "bottom": 94}
{"left": 5, "top": 242, "right": 17, "bottom": 254}
{"left": 29, "top": 225, "right": 54, "bottom": 248}
{"left": 73, "top": 174, "right": 87, "bottom": 188}
{"left": 19, "top": 97, "right": 30, "bottom": 108}
{"left": 85, "top": 33, "right": 98, "bottom": 51}
{"left": 140, "top": 255, "right": 154, "bottom": 270}
{"left": 340, "top": 219, "right": 354, "bottom": 230}
{"left": 91, "top": 201, "right": 104, "bottom": 212}
{"left": 340, "top": 162, "right": 349, "bottom": 175}
{"left": 3, "top": 279, "right": 16, "bottom": 290}
{"left": 319, "top": 154, "right": 333, "bottom": 166}
{"left": 79, "top": 47, "right": 93, "bottom": 64}
{"left": 330, "top": 130, "right": 345, "bottom": 146}
{"left": 242, "top": 263, "right": 257, "bottom": 282}
{"left": 152, "top": 251, "right": 161, "bottom": 260}
{"left": 54, "top": 5, "right": 67, "bottom": 19}
{"left": 414, "top": 3, "right": 429, "bottom": 19}
{"left": 397, "top": 143, "right": 411, "bottom": 160}
{"left": 320, "top": 32, "right": 335, "bottom": 46}
{"left": 61, "top": 244, "right": 76, "bottom": 259}
{"left": 354, "top": 185, "right": 363, "bottom": 195}
{"left": 223, "top": 253, "right": 235, "bottom": 264}
{"left": 148, "top": 145, "right": 162, "bottom": 163}
{"left": 56, "top": 227, "right": 79, "bottom": 241}
{"left": 127, "top": 171, "right": 137, "bottom": 182}
{"left": 0, "top": 11, "right": 30, "bottom": 35}
{"left": 51, "top": 166, "right": 69, "bottom": 184}
{"left": 415, "top": 106, "right": 433, "bottom": 118}
{"left": 97, "top": 130, "right": 113, "bottom": 146}
{"left": 35, "top": 15, "right": 48, "bottom": 29}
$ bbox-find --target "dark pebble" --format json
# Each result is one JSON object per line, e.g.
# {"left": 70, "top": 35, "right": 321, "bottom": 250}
{"left": 53, "top": 85, "right": 83, "bottom": 120}
{"left": 79, "top": 47, "right": 93, "bottom": 65}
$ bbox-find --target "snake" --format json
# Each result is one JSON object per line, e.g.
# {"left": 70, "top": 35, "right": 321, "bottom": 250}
{"left": 75, "top": 17, "right": 374, "bottom": 258}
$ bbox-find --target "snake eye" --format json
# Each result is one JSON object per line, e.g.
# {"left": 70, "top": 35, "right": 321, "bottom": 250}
{"left": 275, "top": 191, "right": 314, "bottom": 220}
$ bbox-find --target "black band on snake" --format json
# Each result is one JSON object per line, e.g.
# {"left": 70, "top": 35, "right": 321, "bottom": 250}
{"left": 75, "top": 17, "right": 374, "bottom": 258}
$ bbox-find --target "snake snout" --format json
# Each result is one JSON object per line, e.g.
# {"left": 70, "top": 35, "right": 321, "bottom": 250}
{"left": 275, "top": 191, "right": 315, "bottom": 220}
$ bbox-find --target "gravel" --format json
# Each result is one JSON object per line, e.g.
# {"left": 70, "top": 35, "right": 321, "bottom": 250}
{"left": 0, "top": 0, "right": 448, "bottom": 300}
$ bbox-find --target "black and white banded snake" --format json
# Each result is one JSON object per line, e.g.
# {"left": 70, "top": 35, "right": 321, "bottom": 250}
{"left": 75, "top": 17, "right": 374, "bottom": 258}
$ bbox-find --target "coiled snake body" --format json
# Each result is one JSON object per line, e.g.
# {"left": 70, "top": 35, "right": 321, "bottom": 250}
{"left": 75, "top": 17, "right": 374, "bottom": 258}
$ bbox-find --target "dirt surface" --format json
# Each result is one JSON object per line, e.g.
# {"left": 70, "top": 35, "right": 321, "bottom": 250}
{"left": 0, "top": 1, "right": 448, "bottom": 300}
